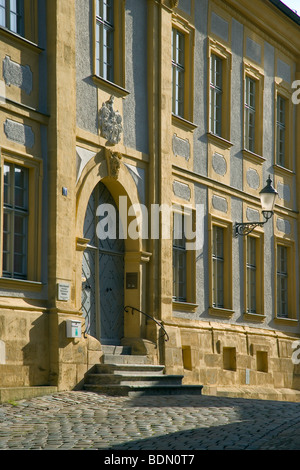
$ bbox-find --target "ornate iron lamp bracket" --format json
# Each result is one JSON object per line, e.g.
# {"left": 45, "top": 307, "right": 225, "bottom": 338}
{"left": 235, "top": 221, "right": 265, "bottom": 237}
{"left": 235, "top": 211, "right": 273, "bottom": 237}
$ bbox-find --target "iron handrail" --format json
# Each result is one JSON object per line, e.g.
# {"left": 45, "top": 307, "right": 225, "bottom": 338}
{"left": 124, "top": 305, "right": 169, "bottom": 341}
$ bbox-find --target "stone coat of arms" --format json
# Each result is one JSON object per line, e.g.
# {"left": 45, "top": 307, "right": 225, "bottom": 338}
{"left": 99, "top": 95, "right": 123, "bottom": 145}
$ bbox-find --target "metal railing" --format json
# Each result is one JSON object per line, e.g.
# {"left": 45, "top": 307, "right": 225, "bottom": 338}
{"left": 124, "top": 305, "right": 169, "bottom": 341}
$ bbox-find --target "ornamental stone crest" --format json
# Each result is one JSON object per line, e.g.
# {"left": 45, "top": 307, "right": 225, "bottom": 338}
{"left": 99, "top": 95, "right": 123, "bottom": 145}
{"left": 105, "top": 148, "right": 122, "bottom": 179}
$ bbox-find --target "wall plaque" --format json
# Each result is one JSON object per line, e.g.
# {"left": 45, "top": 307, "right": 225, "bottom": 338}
{"left": 57, "top": 283, "right": 71, "bottom": 301}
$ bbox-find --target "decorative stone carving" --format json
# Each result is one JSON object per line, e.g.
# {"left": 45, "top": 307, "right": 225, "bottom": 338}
{"left": 173, "top": 180, "right": 191, "bottom": 201}
{"left": 3, "top": 56, "right": 32, "bottom": 95}
{"left": 4, "top": 119, "right": 34, "bottom": 148}
{"left": 212, "top": 195, "right": 228, "bottom": 213}
{"left": 277, "top": 181, "right": 291, "bottom": 202}
{"left": 172, "top": 134, "right": 190, "bottom": 160}
{"left": 212, "top": 152, "right": 227, "bottom": 176}
{"left": 276, "top": 218, "right": 291, "bottom": 235}
{"left": 99, "top": 95, "right": 123, "bottom": 145}
{"left": 246, "top": 207, "right": 260, "bottom": 222}
{"left": 246, "top": 168, "right": 260, "bottom": 189}
{"left": 105, "top": 149, "right": 122, "bottom": 179}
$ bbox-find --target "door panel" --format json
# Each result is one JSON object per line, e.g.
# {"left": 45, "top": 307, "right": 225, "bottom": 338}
{"left": 81, "top": 182, "right": 124, "bottom": 344}
{"left": 99, "top": 251, "right": 124, "bottom": 344}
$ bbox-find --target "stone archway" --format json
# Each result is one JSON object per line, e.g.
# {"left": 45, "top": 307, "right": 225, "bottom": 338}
{"left": 75, "top": 149, "right": 151, "bottom": 349}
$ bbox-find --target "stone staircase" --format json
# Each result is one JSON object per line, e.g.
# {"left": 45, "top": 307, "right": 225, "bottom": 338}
{"left": 83, "top": 345, "right": 203, "bottom": 397}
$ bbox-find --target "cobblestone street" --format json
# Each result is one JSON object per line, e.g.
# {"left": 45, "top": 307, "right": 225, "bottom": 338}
{"left": 0, "top": 391, "right": 300, "bottom": 451}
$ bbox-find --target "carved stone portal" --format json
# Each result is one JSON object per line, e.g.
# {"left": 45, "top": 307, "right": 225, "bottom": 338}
{"left": 99, "top": 95, "right": 123, "bottom": 145}
{"left": 105, "top": 148, "right": 122, "bottom": 179}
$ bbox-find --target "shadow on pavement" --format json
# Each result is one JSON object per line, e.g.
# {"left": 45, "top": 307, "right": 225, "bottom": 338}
{"left": 105, "top": 394, "right": 300, "bottom": 450}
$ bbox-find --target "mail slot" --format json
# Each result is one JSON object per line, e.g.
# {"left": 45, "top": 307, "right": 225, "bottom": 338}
{"left": 66, "top": 320, "right": 82, "bottom": 338}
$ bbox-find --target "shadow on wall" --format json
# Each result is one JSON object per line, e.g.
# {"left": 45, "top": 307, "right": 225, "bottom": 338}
{"left": 123, "top": 0, "right": 149, "bottom": 154}
{"left": 22, "top": 312, "right": 50, "bottom": 386}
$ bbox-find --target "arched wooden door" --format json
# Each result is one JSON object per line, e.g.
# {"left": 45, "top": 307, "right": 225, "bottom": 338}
{"left": 81, "top": 181, "right": 125, "bottom": 345}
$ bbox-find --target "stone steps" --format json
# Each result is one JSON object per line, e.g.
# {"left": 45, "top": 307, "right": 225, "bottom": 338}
{"left": 83, "top": 344, "right": 203, "bottom": 396}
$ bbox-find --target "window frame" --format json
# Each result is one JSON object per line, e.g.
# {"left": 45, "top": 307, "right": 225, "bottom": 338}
{"left": 2, "top": 162, "right": 28, "bottom": 279}
{"left": 172, "top": 27, "right": 185, "bottom": 119}
{"left": 210, "top": 53, "right": 222, "bottom": 136}
{"left": 0, "top": 0, "right": 37, "bottom": 43}
{"left": 212, "top": 224, "right": 224, "bottom": 308}
{"left": 95, "top": 0, "right": 114, "bottom": 82}
{"left": 93, "top": 0, "right": 126, "bottom": 91}
{"left": 276, "top": 244, "right": 288, "bottom": 318}
{"left": 208, "top": 216, "right": 233, "bottom": 317}
{"left": 246, "top": 235, "right": 256, "bottom": 313}
{"left": 274, "top": 238, "right": 297, "bottom": 321}
{"left": 276, "top": 94, "right": 286, "bottom": 167}
{"left": 171, "top": 18, "right": 195, "bottom": 127}
{"left": 244, "top": 75, "right": 256, "bottom": 153}
{"left": 172, "top": 206, "right": 197, "bottom": 311}
{"left": 0, "top": 0, "right": 24, "bottom": 36}
{"left": 274, "top": 82, "right": 293, "bottom": 171}
{"left": 208, "top": 39, "right": 232, "bottom": 141}
{"left": 243, "top": 63, "right": 264, "bottom": 157}
{"left": 0, "top": 152, "right": 43, "bottom": 285}
{"left": 243, "top": 231, "right": 264, "bottom": 319}
{"left": 173, "top": 210, "right": 187, "bottom": 302}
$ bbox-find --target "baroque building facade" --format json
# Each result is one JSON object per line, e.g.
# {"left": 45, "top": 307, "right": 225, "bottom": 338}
{"left": 0, "top": 0, "right": 300, "bottom": 400}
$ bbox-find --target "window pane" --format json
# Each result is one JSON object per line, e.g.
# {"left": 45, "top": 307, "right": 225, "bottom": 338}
{"left": 245, "top": 77, "right": 256, "bottom": 152}
{"left": 173, "top": 212, "right": 186, "bottom": 301}
{"left": 172, "top": 28, "right": 185, "bottom": 118}
{"left": 277, "top": 246, "right": 288, "bottom": 317}
{"left": 14, "top": 166, "right": 27, "bottom": 209}
{"left": 96, "top": 0, "right": 114, "bottom": 81}
{"left": 210, "top": 55, "right": 223, "bottom": 136}
{"left": 10, "top": 11, "right": 17, "bottom": 32}
{"left": 276, "top": 96, "right": 286, "bottom": 166}
{"left": 2, "top": 212, "right": 11, "bottom": 274}
{"left": 3, "top": 164, "right": 11, "bottom": 205}
{"left": 212, "top": 226, "right": 224, "bottom": 308}
{"left": 2, "top": 163, "right": 28, "bottom": 279}
{"left": 0, "top": 0, "right": 5, "bottom": 27}
{"left": 247, "top": 237, "right": 256, "bottom": 313}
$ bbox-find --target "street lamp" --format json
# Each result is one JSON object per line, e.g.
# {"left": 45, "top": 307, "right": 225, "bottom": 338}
{"left": 235, "top": 175, "right": 278, "bottom": 237}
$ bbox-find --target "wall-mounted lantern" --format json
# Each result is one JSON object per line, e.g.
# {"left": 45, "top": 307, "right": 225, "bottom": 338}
{"left": 235, "top": 175, "right": 278, "bottom": 237}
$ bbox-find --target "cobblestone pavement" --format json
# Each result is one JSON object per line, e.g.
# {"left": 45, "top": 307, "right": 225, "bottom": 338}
{"left": 0, "top": 391, "right": 300, "bottom": 451}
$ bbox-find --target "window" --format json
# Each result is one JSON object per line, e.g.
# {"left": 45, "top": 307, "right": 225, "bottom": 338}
{"left": 209, "top": 217, "right": 233, "bottom": 317}
{"left": 0, "top": 0, "right": 24, "bottom": 35}
{"left": 208, "top": 40, "right": 232, "bottom": 142}
{"left": 243, "top": 64, "right": 264, "bottom": 156}
{"left": 96, "top": 0, "right": 114, "bottom": 82}
{"left": 173, "top": 212, "right": 186, "bottom": 302}
{"left": 277, "top": 244, "right": 288, "bottom": 318}
{"left": 212, "top": 225, "right": 224, "bottom": 308}
{"left": 276, "top": 95, "right": 286, "bottom": 167}
{"left": 243, "top": 230, "right": 264, "bottom": 319}
{"left": 244, "top": 76, "right": 256, "bottom": 152}
{"left": 2, "top": 163, "right": 28, "bottom": 279}
{"left": 172, "top": 28, "right": 185, "bottom": 118}
{"left": 246, "top": 236, "right": 257, "bottom": 313}
{"left": 210, "top": 54, "right": 222, "bottom": 136}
